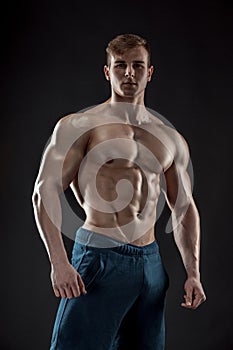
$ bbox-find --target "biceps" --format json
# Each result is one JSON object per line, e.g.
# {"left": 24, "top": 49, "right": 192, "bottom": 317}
{"left": 163, "top": 162, "right": 192, "bottom": 210}
{"left": 62, "top": 147, "right": 84, "bottom": 190}
{"left": 36, "top": 144, "right": 82, "bottom": 193}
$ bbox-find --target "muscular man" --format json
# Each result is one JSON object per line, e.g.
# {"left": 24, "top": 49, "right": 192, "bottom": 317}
{"left": 32, "top": 34, "right": 206, "bottom": 349}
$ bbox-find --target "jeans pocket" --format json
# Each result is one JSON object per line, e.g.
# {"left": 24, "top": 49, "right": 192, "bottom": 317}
{"left": 75, "top": 251, "right": 104, "bottom": 291}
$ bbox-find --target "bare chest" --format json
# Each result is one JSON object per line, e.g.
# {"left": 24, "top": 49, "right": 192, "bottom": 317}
{"left": 86, "top": 123, "right": 173, "bottom": 173}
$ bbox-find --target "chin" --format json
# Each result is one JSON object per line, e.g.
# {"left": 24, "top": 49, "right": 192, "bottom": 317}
{"left": 121, "top": 90, "right": 136, "bottom": 98}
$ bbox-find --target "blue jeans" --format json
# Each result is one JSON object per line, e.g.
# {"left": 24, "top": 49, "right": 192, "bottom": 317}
{"left": 50, "top": 227, "right": 169, "bottom": 350}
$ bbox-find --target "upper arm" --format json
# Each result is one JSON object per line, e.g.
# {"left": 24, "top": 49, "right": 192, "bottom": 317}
{"left": 163, "top": 131, "right": 193, "bottom": 212}
{"left": 34, "top": 114, "right": 91, "bottom": 194}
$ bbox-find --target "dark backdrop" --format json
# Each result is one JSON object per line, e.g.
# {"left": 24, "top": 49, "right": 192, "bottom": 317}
{"left": 1, "top": 1, "right": 233, "bottom": 349}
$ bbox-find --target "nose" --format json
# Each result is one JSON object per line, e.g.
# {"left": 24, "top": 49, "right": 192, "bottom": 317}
{"left": 125, "top": 65, "right": 135, "bottom": 78}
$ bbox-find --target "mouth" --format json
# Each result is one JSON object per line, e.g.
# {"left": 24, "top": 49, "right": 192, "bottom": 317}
{"left": 122, "top": 82, "right": 137, "bottom": 85}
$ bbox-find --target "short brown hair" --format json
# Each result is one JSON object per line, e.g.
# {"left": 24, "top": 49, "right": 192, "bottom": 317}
{"left": 106, "top": 33, "right": 151, "bottom": 67}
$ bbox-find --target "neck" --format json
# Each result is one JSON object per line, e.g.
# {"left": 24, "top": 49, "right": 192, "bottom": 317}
{"left": 110, "top": 91, "right": 145, "bottom": 106}
{"left": 104, "top": 98, "right": 150, "bottom": 125}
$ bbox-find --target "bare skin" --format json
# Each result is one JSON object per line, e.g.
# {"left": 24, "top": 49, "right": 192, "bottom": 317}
{"left": 32, "top": 46, "right": 206, "bottom": 309}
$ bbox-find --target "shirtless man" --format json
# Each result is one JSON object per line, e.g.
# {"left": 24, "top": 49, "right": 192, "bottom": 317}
{"left": 32, "top": 34, "right": 206, "bottom": 350}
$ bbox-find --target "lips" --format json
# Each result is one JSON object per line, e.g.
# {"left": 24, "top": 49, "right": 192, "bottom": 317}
{"left": 122, "top": 82, "right": 137, "bottom": 85}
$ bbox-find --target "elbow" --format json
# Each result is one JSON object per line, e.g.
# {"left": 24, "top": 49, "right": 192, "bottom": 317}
{"left": 170, "top": 194, "right": 193, "bottom": 215}
{"left": 32, "top": 178, "right": 60, "bottom": 208}
{"left": 32, "top": 184, "right": 41, "bottom": 209}
{"left": 172, "top": 199, "right": 200, "bottom": 228}
{"left": 32, "top": 179, "right": 46, "bottom": 208}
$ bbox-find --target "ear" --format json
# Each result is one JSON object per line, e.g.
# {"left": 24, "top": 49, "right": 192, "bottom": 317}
{"left": 104, "top": 65, "right": 110, "bottom": 81}
{"left": 147, "top": 65, "right": 154, "bottom": 82}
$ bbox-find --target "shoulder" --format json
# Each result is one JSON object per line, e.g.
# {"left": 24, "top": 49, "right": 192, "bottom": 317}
{"left": 54, "top": 112, "right": 93, "bottom": 131}
{"left": 160, "top": 124, "right": 190, "bottom": 168}
{"left": 52, "top": 112, "right": 97, "bottom": 140}
{"left": 54, "top": 103, "right": 108, "bottom": 133}
{"left": 48, "top": 112, "right": 95, "bottom": 155}
{"left": 146, "top": 112, "right": 189, "bottom": 162}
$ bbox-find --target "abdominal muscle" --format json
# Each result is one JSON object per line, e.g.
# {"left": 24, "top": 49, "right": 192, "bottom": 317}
{"left": 74, "top": 158, "right": 161, "bottom": 246}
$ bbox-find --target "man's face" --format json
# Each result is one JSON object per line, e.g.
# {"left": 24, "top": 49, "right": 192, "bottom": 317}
{"left": 104, "top": 46, "right": 154, "bottom": 100}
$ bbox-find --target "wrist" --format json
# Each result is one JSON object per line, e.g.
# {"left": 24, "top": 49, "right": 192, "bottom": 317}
{"left": 185, "top": 262, "right": 200, "bottom": 279}
{"left": 50, "top": 254, "right": 69, "bottom": 267}
{"left": 186, "top": 270, "right": 200, "bottom": 279}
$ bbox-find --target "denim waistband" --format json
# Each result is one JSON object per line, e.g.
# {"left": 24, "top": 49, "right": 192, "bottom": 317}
{"left": 74, "top": 227, "right": 159, "bottom": 256}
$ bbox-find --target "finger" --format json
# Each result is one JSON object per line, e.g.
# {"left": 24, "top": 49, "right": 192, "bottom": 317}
{"left": 181, "top": 302, "right": 192, "bottom": 308}
{"left": 65, "top": 286, "right": 73, "bottom": 299}
{"left": 181, "top": 293, "right": 192, "bottom": 308}
{"left": 71, "top": 278, "right": 81, "bottom": 297}
{"left": 184, "top": 288, "right": 193, "bottom": 306}
{"left": 191, "top": 294, "right": 201, "bottom": 309}
{"left": 192, "top": 294, "right": 206, "bottom": 309}
{"left": 77, "top": 273, "right": 87, "bottom": 294}
{"left": 53, "top": 286, "right": 60, "bottom": 298}
{"left": 70, "top": 284, "right": 81, "bottom": 298}
{"left": 59, "top": 288, "right": 67, "bottom": 298}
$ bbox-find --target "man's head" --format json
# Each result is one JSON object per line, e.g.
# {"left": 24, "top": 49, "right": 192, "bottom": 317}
{"left": 104, "top": 34, "right": 154, "bottom": 103}
{"left": 106, "top": 33, "right": 151, "bottom": 67}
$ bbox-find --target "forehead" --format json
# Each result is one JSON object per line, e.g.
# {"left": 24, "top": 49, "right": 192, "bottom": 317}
{"left": 110, "top": 46, "right": 148, "bottom": 63}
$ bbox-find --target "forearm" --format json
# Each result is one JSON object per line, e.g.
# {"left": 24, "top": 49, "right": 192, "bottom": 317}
{"left": 32, "top": 185, "right": 69, "bottom": 265}
{"left": 172, "top": 199, "right": 201, "bottom": 278}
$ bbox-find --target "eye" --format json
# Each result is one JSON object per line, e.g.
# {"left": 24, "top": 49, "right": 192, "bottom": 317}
{"left": 115, "top": 63, "right": 126, "bottom": 68}
{"left": 133, "top": 63, "right": 144, "bottom": 69}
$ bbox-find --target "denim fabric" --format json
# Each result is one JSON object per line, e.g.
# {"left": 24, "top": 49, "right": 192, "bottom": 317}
{"left": 50, "top": 227, "right": 169, "bottom": 350}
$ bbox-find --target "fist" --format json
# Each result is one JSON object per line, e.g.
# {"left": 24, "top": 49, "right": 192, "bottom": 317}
{"left": 181, "top": 277, "right": 206, "bottom": 309}
{"left": 51, "top": 261, "right": 87, "bottom": 299}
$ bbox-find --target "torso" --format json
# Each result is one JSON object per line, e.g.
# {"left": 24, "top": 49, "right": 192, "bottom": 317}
{"left": 71, "top": 106, "right": 175, "bottom": 246}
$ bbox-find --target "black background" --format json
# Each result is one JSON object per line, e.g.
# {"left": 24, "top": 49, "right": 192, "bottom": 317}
{"left": 1, "top": 0, "right": 233, "bottom": 349}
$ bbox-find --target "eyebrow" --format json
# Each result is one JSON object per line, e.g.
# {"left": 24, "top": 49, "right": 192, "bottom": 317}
{"left": 114, "top": 60, "right": 146, "bottom": 64}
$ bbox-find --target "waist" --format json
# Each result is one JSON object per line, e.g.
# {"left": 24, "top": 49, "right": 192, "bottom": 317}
{"left": 75, "top": 226, "right": 158, "bottom": 254}
{"left": 82, "top": 220, "right": 156, "bottom": 245}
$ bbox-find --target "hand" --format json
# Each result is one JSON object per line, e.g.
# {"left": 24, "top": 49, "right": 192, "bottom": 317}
{"left": 50, "top": 261, "right": 87, "bottom": 299}
{"left": 181, "top": 277, "right": 206, "bottom": 310}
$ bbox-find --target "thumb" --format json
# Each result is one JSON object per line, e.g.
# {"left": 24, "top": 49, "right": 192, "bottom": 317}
{"left": 184, "top": 286, "right": 193, "bottom": 306}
